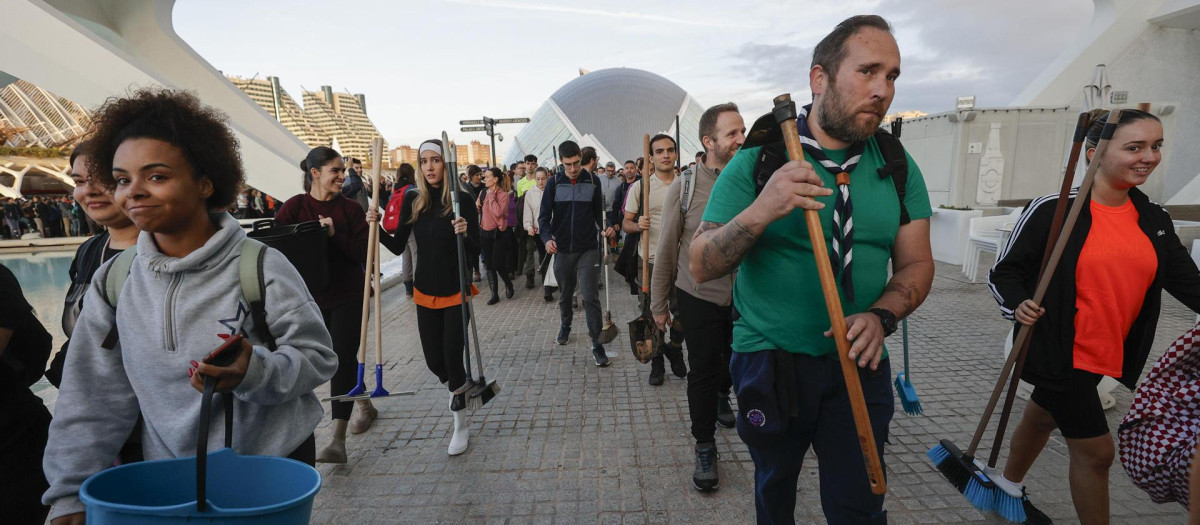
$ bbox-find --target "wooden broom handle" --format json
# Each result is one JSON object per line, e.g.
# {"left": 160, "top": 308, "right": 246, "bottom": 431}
{"left": 775, "top": 93, "right": 886, "bottom": 495}
{"left": 369, "top": 138, "right": 384, "bottom": 366}
{"left": 641, "top": 134, "right": 651, "bottom": 293}
{"left": 967, "top": 110, "right": 1123, "bottom": 456}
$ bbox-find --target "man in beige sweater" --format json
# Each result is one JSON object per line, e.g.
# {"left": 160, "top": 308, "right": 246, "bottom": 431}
{"left": 624, "top": 134, "right": 686, "bottom": 386}
{"left": 651, "top": 103, "right": 745, "bottom": 492}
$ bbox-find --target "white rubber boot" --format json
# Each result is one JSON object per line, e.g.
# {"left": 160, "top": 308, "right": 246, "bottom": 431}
{"left": 448, "top": 397, "right": 470, "bottom": 456}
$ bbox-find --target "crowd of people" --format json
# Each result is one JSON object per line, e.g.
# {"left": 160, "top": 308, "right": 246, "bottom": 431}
{"left": 1, "top": 195, "right": 95, "bottom": 240}
{"left": 5, "top": 12, "right": 1200, "bottom": 525}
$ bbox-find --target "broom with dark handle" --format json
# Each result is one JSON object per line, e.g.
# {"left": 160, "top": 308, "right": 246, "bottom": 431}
{"left": 446, "top": 134, "right": 480, "bottom": 411}
{"left": 444, "top": 133, "right": 500, "bottom": 408}
{"left": 929, "top": 111, "right": 1122, "bottom": 511}
{"left": 971, "top": 112, "right": 1093, "bottom": 520}
{"left": 774, "top": 93, "right": 886, "bottom": 495}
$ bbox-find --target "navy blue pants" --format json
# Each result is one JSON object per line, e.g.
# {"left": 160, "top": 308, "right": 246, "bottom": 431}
{"left": 732, "top": 352, "right": 893, "bottom": 525}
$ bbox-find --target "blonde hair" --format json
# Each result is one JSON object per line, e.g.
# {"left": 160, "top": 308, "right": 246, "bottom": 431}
{"left": 408, "top": 139, "right": 455, "bottom": 224}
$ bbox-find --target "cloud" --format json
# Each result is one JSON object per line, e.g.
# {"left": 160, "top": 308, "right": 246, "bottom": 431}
{"left": 723, "top": 0, "right": 1093, "bottom": 114}
{"left": 445, "top": 0, "right": 763, "bottom": 29}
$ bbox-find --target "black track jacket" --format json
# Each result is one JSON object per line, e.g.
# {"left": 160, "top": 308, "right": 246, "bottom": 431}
{"left": 989, "top": 187, "right": 1200, "bottom": 391}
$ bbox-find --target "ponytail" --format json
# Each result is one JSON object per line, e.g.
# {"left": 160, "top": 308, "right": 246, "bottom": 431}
{"left": 301, "top": 146, "right": 341, "bottom": 193}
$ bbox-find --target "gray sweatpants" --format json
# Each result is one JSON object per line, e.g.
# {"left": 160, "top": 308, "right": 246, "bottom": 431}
{"left": 554, "top": 249, "right": 602, "bottom": 345}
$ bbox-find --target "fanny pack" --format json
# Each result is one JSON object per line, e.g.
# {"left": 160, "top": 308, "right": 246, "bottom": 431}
{"left": 730, "top": 349, "right": 798, "bottom": 449}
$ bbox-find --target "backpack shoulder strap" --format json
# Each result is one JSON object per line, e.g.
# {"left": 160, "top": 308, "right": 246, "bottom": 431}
{"left": 873, "top": 129, "right": 911, "bottom": 225}
{"left": 100, "top": 246, "right": 138, "bottom": 349}
{"left": 104, "top": 246, "right": 138, "bottom": 309}
{"left": 680, "top": 168, "right": 696, "bottom": 214}
{"left": 752, "top": 141, "right": 789, "bottom": 196}
{"left": 239, "top": 239, "right": 277, "bottom": 351}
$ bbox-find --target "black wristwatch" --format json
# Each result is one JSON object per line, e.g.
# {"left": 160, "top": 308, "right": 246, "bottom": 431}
{"left": 868, "top": 308, "right": 898, "bottom": 337}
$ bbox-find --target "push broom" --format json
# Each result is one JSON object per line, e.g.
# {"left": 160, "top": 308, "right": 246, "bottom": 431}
{"left": 775, "top": 93, "right": 887, "bottom": 495}
{"left": 980, "top": 111, "right": 1095, "bottom": 521}
{"left": 928, "top": 111, "right": 1120, "bottom": 514}
{"left": 894, "top": 318, "right": 922, "bottom": 416}
{"left": 444, "top": 132, "right": 501, "bottom": 410}
{"left": 325, "top": 138, "right": 414, "bottom": 402}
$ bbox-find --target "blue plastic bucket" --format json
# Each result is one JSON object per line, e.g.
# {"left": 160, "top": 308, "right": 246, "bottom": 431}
{"left": 80, "top": 448, "right": 321, "bottom": 524}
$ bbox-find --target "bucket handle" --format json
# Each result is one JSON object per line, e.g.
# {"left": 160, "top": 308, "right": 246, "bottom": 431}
{"left": 251, "top": 219, "right": 275, "bottom": 231}
{"left": 295, "top": 221, "right": 325, "bottom": 235}
{"left": 196, "top": 376, "right": 234, "bottom": 513}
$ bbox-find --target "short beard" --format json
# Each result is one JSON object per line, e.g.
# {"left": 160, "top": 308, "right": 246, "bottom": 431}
{"left": 816, "top": 79, "right": 881, "bottom": 144}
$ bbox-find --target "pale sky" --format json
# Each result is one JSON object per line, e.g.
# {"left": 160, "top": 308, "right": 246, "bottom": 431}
{"left": 173, "top": 0, "right": 1093, "bottom": 149}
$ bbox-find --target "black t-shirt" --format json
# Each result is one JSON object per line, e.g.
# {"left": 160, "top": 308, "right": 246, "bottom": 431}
{"left": 46, "top": 232, "right": 123, "bottom": 388}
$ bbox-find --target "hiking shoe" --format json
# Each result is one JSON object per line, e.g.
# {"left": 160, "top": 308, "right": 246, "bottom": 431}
{"left": 717, "top": 395, "right": 736, "bottom": 428}
{"left": 693, "top": 442, "right": 719, "bottom": 491}
{"left": 1022, "top": 497, "right": 1052, "bottom": 525}
{"left": 665, "top": 344, "right": 687, "bottom": 378}
{"left": 592, "top": 345, "right": 610, "bottom": 367}
{"left": 649, "top": 356, "right": 665, "bottom": 386}
{"left": 557, "top": 326, "right": 570, "bottom": 345}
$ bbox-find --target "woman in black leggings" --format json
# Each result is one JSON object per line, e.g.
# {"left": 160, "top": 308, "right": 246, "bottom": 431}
{"left": 376, "top": 139, "right": 480, "bottom": 456}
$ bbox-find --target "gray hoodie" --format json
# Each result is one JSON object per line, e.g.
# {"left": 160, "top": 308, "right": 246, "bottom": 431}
{"left": 43, "top": 212, "right": 337, "bottom": 519}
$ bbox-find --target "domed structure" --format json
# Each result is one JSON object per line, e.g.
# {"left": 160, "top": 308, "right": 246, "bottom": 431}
{"left": 504, "top": 68, "right": 705, "bottom": 167}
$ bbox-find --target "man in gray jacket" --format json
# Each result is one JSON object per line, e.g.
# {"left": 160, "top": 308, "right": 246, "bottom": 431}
{"left": 651, "top": 102, "right": 745, "bottom": 492}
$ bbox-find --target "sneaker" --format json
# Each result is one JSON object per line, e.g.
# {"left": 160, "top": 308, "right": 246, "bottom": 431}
{"left": 649, "top": 356, "right": 665, "bottom": 386}
{"left": 693, "top": 442, "right": 719, "bottom": 491}
{"left": 557, "top": 325, "right": 570, "bottom": 345}
{"left": 592, "top": 345, "right": 610, "bottom": 367}
{"left": 472, "top": 270, "right": 481, "bottom": 282}
{"left": 716, "top": 395, "right": 736, "bottom": 428}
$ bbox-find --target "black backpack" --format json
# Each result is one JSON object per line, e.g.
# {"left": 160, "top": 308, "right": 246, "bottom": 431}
{"left": 741, "top": 112, "right": 911, "bottom": 225}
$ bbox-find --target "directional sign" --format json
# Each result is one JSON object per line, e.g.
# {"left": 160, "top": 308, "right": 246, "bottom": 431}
{"left": 459, "top": 119, "right": 484, "bottom": 125}
{"left": 460, "top": 126, "right": 487, "bottom": 132}
{"left": 494, "top": 118, "right": 530, "bottom": 124}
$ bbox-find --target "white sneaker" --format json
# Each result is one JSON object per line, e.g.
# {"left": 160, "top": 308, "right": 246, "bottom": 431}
{"left": 448, "top": 409, "right": 469, "bottom": 456}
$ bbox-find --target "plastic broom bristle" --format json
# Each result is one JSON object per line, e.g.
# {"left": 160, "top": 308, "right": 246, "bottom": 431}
{"left": 964, "top": 477, "right": 995, "bottom": 511}
{"left": 895, "top": 373, "right": 924, "bottom": 416}
{"left": 994, "top": 493, "right": 1027, "bottom": 522}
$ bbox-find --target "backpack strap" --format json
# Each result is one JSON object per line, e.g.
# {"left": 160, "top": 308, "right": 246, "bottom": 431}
{"left": 873, "top": 129, "right": 911, "bottom": 225}
{"left": 100, "top": 247, "right": 138, "bottom": 350}
{"left": 239, "top": 239, "right": 277, "bottom": 351}
{"left": 680, "top": 167, "right": 697, "bottom": 215}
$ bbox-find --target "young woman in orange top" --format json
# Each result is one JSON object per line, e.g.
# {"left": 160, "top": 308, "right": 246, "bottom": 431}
{"left": 989, "top": 110, "right": 1200, "bottom": 523}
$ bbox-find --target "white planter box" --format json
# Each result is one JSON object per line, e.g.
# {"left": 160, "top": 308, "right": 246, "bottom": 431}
{"left": 930, "top": 208, "right": 982, "bottom": 266}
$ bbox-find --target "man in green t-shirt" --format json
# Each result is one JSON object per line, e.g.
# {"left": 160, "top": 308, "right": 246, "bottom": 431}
{"left": 691, "top": 14, "right": 934, "bottom": 524}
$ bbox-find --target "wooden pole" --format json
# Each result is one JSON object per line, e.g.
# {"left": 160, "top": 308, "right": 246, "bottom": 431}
{"left": 774, "top": 93, "right": 886, "bottom": 495}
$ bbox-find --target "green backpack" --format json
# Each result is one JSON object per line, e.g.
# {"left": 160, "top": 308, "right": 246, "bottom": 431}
{"left": 100, "top": 238, "right": 276, "bottom": 351}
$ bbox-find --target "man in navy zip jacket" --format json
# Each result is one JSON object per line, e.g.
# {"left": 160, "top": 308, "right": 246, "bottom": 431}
{"left": 539, "top": 140, "right": 616, "bottom": 366}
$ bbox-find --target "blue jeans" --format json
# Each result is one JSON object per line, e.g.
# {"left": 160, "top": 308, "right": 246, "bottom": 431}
{"left": 732, "top": 352, "right": 893, "bottom": 525}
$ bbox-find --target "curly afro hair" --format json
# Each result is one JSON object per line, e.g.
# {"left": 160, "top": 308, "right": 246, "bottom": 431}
{"left": 86, "top": 88, "right": 245, "bottom": 210}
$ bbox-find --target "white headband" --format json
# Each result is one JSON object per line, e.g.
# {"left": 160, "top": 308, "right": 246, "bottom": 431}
{"left": 419, "top": 141, "right": 443, "bottom": 157}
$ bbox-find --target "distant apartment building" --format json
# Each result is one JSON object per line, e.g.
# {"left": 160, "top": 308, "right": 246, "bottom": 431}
{"left": 388, "top": 140, "right": 492, "bottom": 168}
{"left": 390, "top": 145, "right": 418, "bottom": 167}
{"left": 230, "top": 75, "right": 389, "bottom": 168}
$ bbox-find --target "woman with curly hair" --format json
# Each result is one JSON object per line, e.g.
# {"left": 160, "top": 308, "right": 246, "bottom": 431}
{"left": 41, "top": 89, "right": 337, "bottom": 525}
{"left": 375, "top": 139, "right": 480, "bottom": 456}
{"left": 274, "top": 146, "right": 373, "bottom": 463}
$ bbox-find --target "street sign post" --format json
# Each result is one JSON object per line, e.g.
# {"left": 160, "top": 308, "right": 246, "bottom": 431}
{"left": 456, "top": 115, "right": 530, "bottom": 167}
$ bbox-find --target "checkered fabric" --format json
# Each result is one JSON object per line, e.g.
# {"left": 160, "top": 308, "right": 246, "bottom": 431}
{"left": 1118, "top": 323, "right": 1200, "bottom": 507}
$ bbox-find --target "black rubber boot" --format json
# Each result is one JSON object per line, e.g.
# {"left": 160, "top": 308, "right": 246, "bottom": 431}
{"left": 503, "top": 275, "right": 514, "bottom": 299}
{"left": 487, "top": 272, "right": 500, "bottom": 305}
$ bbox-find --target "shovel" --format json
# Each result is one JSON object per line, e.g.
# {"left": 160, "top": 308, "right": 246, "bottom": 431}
{"left": 628, "top": 134, "right": 661, "bottom": 364}
{"left": 597, "top": 209, "right": 619, "bottom": 345}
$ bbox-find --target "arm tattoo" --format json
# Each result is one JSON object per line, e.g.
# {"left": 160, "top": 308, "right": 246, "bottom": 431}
{"left": 694, "top": 219, "right": 759, "bottom": 280}
{"left": 882, "top": 279, "right": 926, "bottom": 318}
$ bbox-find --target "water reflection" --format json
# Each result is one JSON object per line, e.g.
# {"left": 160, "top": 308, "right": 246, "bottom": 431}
{"left": 1, "top": 251, "right": 73, "bottom": 359}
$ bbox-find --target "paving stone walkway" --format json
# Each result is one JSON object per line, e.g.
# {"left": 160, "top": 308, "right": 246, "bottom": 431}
{"left": 301, "top": 260, "right": 1194, "bottom": 524}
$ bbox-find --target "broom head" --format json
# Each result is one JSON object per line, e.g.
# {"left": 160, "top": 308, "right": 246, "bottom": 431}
{"left": 598, "top": 311, "right": 619, "bottom": 344}
{"left": 467, "top": 378, "right": 501, "bottom": 410}
{"left": 895, "top": 371, "right": 923, "bottom": 415}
